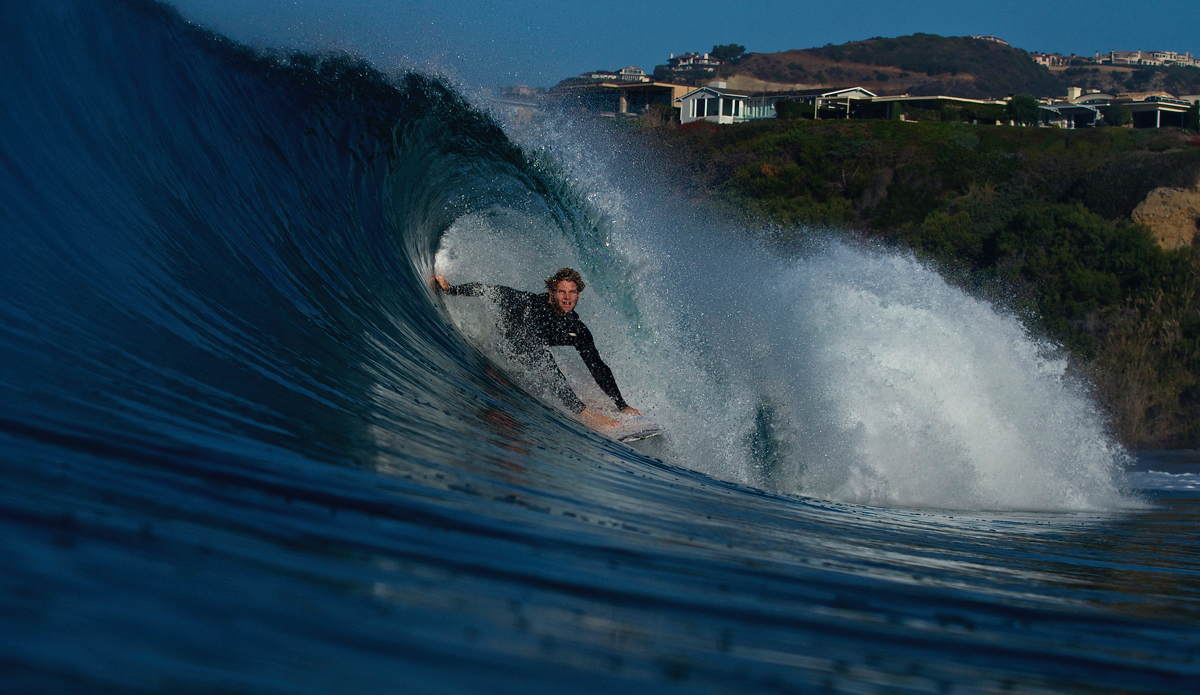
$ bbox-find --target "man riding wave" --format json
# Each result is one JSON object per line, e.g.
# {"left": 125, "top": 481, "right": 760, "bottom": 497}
{"left": 431, "top": 268, "right": 640, "bottom": 431}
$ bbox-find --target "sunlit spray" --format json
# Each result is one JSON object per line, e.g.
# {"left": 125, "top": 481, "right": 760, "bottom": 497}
{"left": 437, "top": 112, "right": 1133, "bottom": 512}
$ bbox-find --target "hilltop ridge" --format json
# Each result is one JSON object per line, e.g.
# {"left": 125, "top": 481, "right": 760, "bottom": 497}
{"left": 711, "top": 34, "right": 1071, "bottom": 98}
{"left": 650, "top": 34, "right": 1200, "bottom": 99}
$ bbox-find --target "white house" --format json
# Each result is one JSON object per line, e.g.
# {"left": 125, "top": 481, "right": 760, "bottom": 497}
{"left": 676, "top": 84, "right": 752, "bottom": 124}
{"left": 616, "top": 66, "right": 650, "bottom": 82}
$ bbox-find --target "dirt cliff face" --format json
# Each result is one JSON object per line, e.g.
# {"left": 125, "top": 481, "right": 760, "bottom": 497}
{"left": 1132, "top": 179, "right": 1200, "bottom": 249}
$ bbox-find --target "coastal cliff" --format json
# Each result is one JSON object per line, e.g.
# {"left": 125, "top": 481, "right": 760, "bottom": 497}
{"left": 1133, "top": 178, "right": 1200, "bottom": 249}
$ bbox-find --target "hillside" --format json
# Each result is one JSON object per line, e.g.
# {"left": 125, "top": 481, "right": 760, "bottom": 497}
{"left": 1056, "top": 64, "right": 1200, "bottom": 97}
{"left": 718, "top": 34, "right": 1065, "bottom": 98}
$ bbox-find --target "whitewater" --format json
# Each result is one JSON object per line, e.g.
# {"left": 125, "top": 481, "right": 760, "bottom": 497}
{"left": 2, "top": 1, "right": 1197, "bottom": 693}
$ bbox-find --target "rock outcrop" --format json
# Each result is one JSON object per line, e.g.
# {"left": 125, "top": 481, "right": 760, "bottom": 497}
{"left": 1132, "top": 180, "right": 1200, "bottom": 249}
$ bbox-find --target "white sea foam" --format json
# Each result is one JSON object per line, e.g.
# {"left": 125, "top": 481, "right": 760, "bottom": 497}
{"left": 1125, "top": 471, "right": 1200, "bottom": 491}
{"left": 437, "top": 114, "right": 1136, "bottom": 513}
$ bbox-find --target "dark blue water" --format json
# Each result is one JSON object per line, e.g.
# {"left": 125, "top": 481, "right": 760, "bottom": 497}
{"left": 3, "top": 1, "right": 1198, "bottom": 692}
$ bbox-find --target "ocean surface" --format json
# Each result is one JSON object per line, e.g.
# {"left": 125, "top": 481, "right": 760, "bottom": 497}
{"left": 2, "top": 1, "right": 1198, "bottom": 692}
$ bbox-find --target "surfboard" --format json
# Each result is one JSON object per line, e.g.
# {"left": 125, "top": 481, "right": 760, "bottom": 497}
{"left": 607, "top": 417, "right": 664, "bottom": 443}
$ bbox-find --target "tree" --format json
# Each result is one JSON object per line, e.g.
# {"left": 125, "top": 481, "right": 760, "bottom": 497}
{"left": 1186, "top": 102, "right": 1200, "bottom": 131}
{"left": 1104, "top": 103, "right": 1133, "bottom": 127}
{"left": 775, "top": 100, "right": 807, "bottom": 120}
{"left": 1006, "top": 94, "right": 1040, "bottom": 126}
{"left": 711, "top": 44, "right": 746, "bottom": 62}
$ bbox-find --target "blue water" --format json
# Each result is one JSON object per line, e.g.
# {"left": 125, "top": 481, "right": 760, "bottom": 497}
{"left": 2, "top": 1, "right": 1198, "bottom": 692}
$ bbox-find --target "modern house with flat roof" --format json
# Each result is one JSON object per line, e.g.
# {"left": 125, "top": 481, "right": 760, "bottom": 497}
{"left": 1038, "top": 103, "right": 1102, "bottom": 129}
{"left": 551, "top": 79, "right": 692, "bottom": 117}
{"left": 778, "top": 87, "right": 878, "bottom": 119}
{"left": 677, "top": 86, "right": 882, "bottom": 124}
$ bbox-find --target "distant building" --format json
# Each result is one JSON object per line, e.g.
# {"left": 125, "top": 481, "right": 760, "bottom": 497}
{"left": 656, "top": 52, "right": 724, "bottom": 82}
{"left": 676, "top": 85, "right": 880, "bottom": 124}
{"left": 1038, "top": 103, "right": 1101, "bottom": 129}
{"left": 616, "top": 66, "right": 650, "bottom": 82}
{"left": 966, "top": 35, "right": 1008, "bottom": 46}
{"left": 1030, "top": 52, "right": 1092, "bottom": 68}
{"left": 1096, "top": 50, "right": 1199, "bottom": 68}
{"left": 1031, "top": 52, "right": 1069, "bottom": 68}
{"left": 1046, "top": 88, "right": 1192, "bottom": 128}
{"left": 780, "top": 87, "right": 879, "bottom": 120}
{"left": 577, "top": 66, "right": 650, "bottom": 83}
{"left": 550, "top": 78, "right": 691, "bottom": 118}
{"left": 665, "top": 52, "right": 723, "bottom": 72}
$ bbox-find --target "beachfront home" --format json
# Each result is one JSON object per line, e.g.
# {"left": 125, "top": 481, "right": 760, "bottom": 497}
{"left": 1038, "top": 103, "right": 1102, "bottom": 128}
{"left": 781, "top": 87, "right": 878, "bottom": 120}
{"left": 676, "top": 83, "right": 751, "bottom": 124}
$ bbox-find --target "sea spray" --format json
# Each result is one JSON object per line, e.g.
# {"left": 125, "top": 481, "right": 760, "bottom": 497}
{"left": 480, "top": 113, "right": 1132, "bottom": 511}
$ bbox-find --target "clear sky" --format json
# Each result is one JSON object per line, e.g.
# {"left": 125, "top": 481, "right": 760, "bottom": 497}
{"left": 168, "top": 0, "right": 1200, "bottom": 89}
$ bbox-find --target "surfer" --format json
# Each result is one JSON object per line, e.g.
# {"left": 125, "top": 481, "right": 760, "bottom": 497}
{"left": 431, "top": 268, "right": 640, "bottom": 431}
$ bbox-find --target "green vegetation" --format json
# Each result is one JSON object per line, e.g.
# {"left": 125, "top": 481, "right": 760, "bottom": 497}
{"left": 711, "top": 44, "right": 746, "bottom": 63}
{"left": 652, "top": 118, "right": 1200, "bottom": 446}
{"left": 1104, "top": 103, "right": 1133, "bottom": 127}
{"left": 1006, "top": 94, "right": 1041, "bottom": 126}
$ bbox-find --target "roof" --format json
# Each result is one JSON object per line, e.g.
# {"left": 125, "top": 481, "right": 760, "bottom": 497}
{"left": 781, "top": 87, "right": 877, "bottom": 99}
{"left": 676, "top": 86, "right": 752, "bottom": 101}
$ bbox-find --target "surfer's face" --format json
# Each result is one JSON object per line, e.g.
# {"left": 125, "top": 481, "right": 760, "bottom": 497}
{"left": 549, "top": 280, "right": 580, "bottom": 314}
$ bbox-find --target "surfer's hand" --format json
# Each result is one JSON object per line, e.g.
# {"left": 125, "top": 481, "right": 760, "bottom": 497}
{"left": 578, "top": 407, "right": 620, "bottom": 430}
{"left": 620, "top": 406, "right": 642, "bottom": 417}
{"left": 430, "top": 275, "right": 450, "bottom": 292}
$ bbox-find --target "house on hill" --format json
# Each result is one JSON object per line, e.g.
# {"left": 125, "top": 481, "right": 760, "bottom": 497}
{"left": 577, "top": 66, "right": 650, "bottom": 83}
{"left": 677, "top": 83, "right": 752, "bottom": 124}
{"left": 678, "top": 85, "right": 880, "bottom": 124}
{"left": 778, "top": 87, "right": 878, "bottom": 120}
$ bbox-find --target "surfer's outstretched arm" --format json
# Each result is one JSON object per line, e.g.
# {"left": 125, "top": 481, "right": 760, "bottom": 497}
{"left": 431, "top": 275, "right": 489, "bottom": 297}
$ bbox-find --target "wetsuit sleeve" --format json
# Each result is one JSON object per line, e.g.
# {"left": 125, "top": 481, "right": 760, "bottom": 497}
{"left": 574, "top": 324, "right": 629, "bottom": 411}
{"left": 445, "top": 284, "right": 528, "bottom": 309}
{"left": 444, "top": 282, "right": 488, "bottom": 297}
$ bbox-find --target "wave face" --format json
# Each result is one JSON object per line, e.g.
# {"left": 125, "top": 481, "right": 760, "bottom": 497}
{"left": 3, "top": 1, "right": 1198, "bottom": 693}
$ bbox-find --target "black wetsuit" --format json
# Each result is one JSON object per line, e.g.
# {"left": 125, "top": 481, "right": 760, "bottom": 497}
{"left": 444, "top": 283, "right": 629, "bottom": 414}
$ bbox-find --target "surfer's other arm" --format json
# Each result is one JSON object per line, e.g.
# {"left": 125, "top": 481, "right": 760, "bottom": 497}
{"left": 573, "top": 324, "right": 641, "bottom": 417}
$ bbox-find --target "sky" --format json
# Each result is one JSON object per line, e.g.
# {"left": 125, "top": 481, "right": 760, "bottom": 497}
{"left": 168, "top": 0, "right": 1200, "bottom": 89}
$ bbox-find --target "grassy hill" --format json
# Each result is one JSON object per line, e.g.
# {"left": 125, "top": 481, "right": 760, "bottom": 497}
{"left": 723, "top": 34, "right": 1065, "bottom": 98}
{"left": 654, "top": 35, "right": 1200, "bottom": 100}
{"left": 1056, "top": 64, "right": 1200, "bottom": 97}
